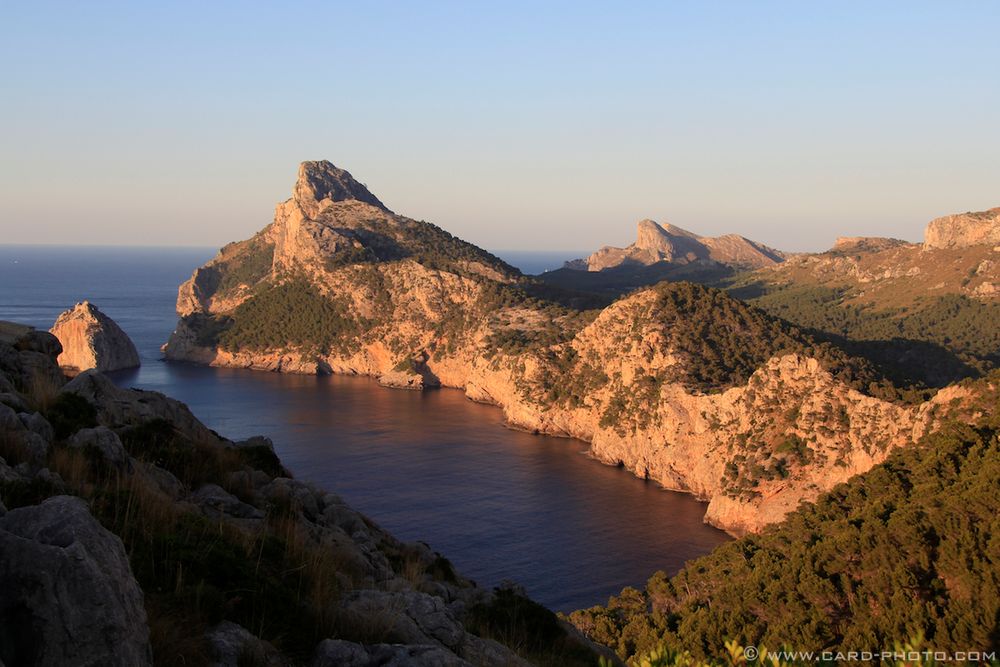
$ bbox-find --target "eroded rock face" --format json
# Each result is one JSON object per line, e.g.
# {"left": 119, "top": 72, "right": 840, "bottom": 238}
{"left": 0, "top": 496, "right": 152, "bottom": 667}
{"left": 924, "top": 206, "right": 1000, "bottom": 250}
{"left": 50, "top": 302, "right": 140, "bottom": 374}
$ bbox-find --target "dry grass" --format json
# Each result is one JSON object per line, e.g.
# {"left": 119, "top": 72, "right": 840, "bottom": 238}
{"left": 0, "top": 429, "right": 30, "bottom": 467}
{"left": 23, "top": 370, "right": 62, "bottom": 413}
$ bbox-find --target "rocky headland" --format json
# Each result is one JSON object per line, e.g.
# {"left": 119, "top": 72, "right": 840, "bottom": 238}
{"left": 50, "top": 301, "right": 140, "bottom": 374}
{"left": 565, "top": 218, "right": 786, "bottom": 272}
{"left": 162, "top": 161, "right": 999, "bottom": 537}
{"left": 0, "top": 322, "right": 605, "bottom": 666}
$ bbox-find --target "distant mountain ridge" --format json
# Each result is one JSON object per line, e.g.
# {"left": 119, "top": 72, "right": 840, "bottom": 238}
{"left": 565, "top": 218, "right": 786, "bottom": 272}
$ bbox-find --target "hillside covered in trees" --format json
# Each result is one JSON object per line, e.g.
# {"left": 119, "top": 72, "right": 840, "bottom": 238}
{"left": 568, "top": 400, "right": 1000, "bottom": 662}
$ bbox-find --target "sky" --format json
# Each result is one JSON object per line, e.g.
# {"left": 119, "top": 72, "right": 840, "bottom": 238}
{"left": 1, "top": 2, "right": 998, "bottom": 253}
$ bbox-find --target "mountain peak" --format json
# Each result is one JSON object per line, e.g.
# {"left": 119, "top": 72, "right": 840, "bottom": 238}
{"left": 576, "top": 218, "right": 785, "bottom": 272}
{"left": 293, "top": 160, "right": 387, "bottom": 217}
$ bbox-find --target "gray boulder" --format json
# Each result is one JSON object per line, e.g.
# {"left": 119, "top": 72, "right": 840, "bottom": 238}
{"left": 193, "top": 484, "right": 265, "bottom": 521}
{"left": 18, "top": 412, "right": 54, "bottom": 444}
{"left": 0, "top": 392, "right": 27, "bottom": 412}
{"left": 67, "top": 426, "right": 128, "bottom": 468}
{"left": 338, "top": 590, "right": 465, "bottom": 650}
{"left": 206, "top": 620, "right": 287, "bottom": 667}
{"left": 0, "top": 404, "right": 48, "bottom": 466}
{"left": 61, "top": 370, "right": 220, "bottom": 444}
{"left": 0, "top": 496, "right": 152, "bottom": 666}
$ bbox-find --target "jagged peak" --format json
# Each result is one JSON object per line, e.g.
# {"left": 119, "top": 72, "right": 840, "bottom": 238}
{"left": 293, "top": 160, "right": 387, "bottom": 217}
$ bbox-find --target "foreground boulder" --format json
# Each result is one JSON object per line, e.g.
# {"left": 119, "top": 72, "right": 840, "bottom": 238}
{"left": 50, "top": 301, "right": 140, "bottom": 374}
{"left": 0, "top": 496, "right": 152, "bottom": 666}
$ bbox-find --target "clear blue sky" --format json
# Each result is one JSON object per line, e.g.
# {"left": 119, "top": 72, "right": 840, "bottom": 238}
{"left": 2, "top": 1, "right": 998, "bottom": 252}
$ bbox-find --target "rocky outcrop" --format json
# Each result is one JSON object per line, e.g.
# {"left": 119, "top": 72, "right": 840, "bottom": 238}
{"left": 832, "top": 236, "right": 909, "bottom": 253}
{"left": 205, "top": 621, "right": 286, "bottom": 667}
{"left": 0, "top": 320, "right": 571, "bottom": 666}
{"left": 49, "top": 302, "right": 139, "bottom": 374}
{"left": 162, "top": 162, "right": 995, "bottom": 537}
{"left": 569, "top": 219, "right": 785, "bottom": 272}
{"left": 0, "top": 323, "right": 66, "bottom": 399}
{"left": 61, "top": 370, "right": 220, "bottom": 444}
{"left": 0, "top": 496, "right": 152, "bottom": 667}
{"left": 924, "top": 206, "right": 1000, "bottom": 250}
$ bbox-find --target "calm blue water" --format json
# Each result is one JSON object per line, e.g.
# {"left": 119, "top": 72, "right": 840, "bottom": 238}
{"left": 0, "top": 244, "right": 728, "bottom": 612}
{"left": 495, "top": 250, "right": 585, "bottom": 275}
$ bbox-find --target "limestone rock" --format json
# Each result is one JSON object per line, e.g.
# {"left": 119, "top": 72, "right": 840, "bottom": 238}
{"left": 61, "top": 370, "right": 220, "bottom": 444}
{"left": 18, "top": 412, "right": 54, "bottom": 443}
{"left": 578, "top": 218, "right": 785, "bottom": 271}
{"left": 832, "top": 236, "right": 909, "bottom": 253}
{"left": 338, "top": 590, "right": 466, "bottom": 650}
{"left": 67, "top": 426, "right": 128, "bottom": 468}
{"left": 0, "top": 323, "right": 62, "bottom": 357}
{"left": 192, "top": 483, "right": 265, "bottom": 521}
{"left": 0, "top": 496, "right": 152, "bottom": 666}
{"left": 206, "top": 621, "right": 287, "bottom": 667}
{"left": 0, "top": 324, "right": 65, "bottom": 396}
{"left": 50, "top": 301, "right": 140, "bottom": 374}
{"left": 294, "top": 160, "right": 388, "bottom": 217}
{"left": 923, "top": 206, "right": 1000, "bottom": 249}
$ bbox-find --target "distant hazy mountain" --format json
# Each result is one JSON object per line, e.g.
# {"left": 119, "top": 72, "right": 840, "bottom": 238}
{"left": 565, "top": 218, "right": 786, "bottom": 272}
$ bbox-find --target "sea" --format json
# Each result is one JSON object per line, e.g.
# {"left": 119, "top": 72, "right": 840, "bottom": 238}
{"left": 0, "top": 244, "right": 729, "bottom": 612}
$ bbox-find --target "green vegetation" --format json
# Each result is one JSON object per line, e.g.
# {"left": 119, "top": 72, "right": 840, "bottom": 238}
{"left": 569, "top": 406, "right": 1000, "bottom": 663}
{"left": 215, "top": 239, "right": 275, "bottom": 293}
{"left": 400, "top": 219, "right": 520, "bottom": 277}
{"left": 43, "top": 392, "right": 98, "bottom": 440}
{"left": 324, "top": 244, "right": 377, "bottom": 270}
{"left": 467, "top": 585, "right": 599, "bottom": 667}
{"left": 317, "top": 216, "right": 520, "bottom": 279}
{"left": 479, "top": 282, "right": 601, "bottom": 356}
{"left": 558, "top": 283, "right": 908, "bottom": 435}
{"left": 602, "top": 636, "right": 967, "bottom": 666}
{"left": 629, "top": 283, "right": 876, "bottom": 393}
{"left": 217, "top": 277, "right": 361, "bottom": 355}
{"left": 730, "top": 284, "right": 1000, "bottom": 387}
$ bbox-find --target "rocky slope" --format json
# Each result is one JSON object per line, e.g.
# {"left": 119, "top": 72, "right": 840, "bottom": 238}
{"left": 163, "top": 161, "right": 994, "bottom": 536}
{"left": 565, "top": 219, "right": 785, "bottom": 272}
{"left": 0, "top": 322, "right": 603, "bottom": 666}
{"left": 923, "top": 206, "right": 1000, "bottom": 250}
{"left": 50, "top": 301, "right": 140, "bottom": 374}
{"left": 727, "top": 206, "right": 1000, "bottom": 388}
{"left": 749, "top": 214, "right": 1000, "bottom": 306}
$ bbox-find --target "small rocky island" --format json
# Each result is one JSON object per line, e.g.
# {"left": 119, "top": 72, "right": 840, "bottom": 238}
{"left": 0, "top": 320, "right": 605, "bottom": 666}
{"left": 49, "top": 301, "right": 140, "bottom": 374}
